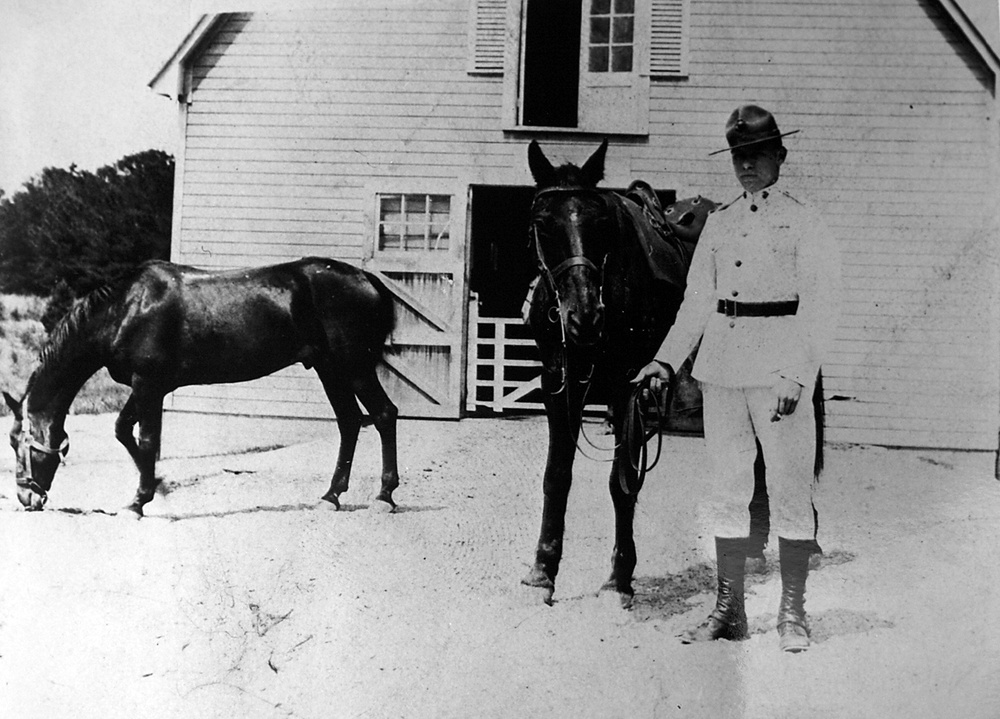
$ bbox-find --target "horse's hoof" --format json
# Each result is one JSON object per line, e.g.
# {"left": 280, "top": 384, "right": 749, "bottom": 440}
{"left": 520, "top": 570, "right": 555, "bottom": 605}
{"left": 370, "top": 499, "right": 395, "bottom": 514}
{"left": 597, "top": 583, "right": 634, "bottom": 611}
{"left": 320, "top": 493, "right": 341, "bottom": 510}
{"left": 519, "top": 582, "right": 555, "bottom": 606}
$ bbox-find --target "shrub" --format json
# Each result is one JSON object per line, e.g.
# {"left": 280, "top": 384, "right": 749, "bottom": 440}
{"left": 0, "top": 294, "right": 129, "bottom": 416}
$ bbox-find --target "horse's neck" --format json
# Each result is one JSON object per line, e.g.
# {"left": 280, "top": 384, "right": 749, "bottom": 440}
{"left": 26, "top": 314, "right": 111, "bottom": 421}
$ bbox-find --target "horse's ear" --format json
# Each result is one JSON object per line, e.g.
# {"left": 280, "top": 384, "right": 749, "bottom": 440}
{"left": 528, "top": 140, "right": 557, "bottom": 187}
{"left": 580, "top": 139, "right": 608, "bottom": 187}
{"left": 3, "top": 392, "right": 22, "bottom": 420}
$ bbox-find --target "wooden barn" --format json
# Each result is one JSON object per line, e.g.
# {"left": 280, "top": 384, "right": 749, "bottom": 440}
{"left": 150, "top": 0, "right": 1000, "bottom": 452}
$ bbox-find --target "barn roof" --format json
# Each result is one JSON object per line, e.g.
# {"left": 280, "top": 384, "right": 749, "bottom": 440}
{"left": 148, "top": 1, "right": 1000, "bottom": 101}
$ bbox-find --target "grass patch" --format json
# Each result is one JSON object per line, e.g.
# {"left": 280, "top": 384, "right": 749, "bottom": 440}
{"left": 0, "top": 294, "right": 129, "bottom": 416}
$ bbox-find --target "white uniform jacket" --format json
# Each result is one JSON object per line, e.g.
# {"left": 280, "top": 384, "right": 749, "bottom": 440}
{"left": 654, "top": 186, "right": 841, "bottom": 388}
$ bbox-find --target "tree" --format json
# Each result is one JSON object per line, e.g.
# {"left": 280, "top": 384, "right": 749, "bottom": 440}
{"left": 0, "top": 150, "right": 174, "bottom": 329}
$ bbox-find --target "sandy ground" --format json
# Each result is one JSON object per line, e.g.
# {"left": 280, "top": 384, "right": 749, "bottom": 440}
{"left": 1, "top": 410, "right": 999, "bottom": 719}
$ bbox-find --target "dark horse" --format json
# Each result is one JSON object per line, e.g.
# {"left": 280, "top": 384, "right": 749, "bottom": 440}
{"left": 521, "top": 140, "right": 718, "bottom": 607}
{"left": 4, "top": 257, "right": 400, "bottom": 517}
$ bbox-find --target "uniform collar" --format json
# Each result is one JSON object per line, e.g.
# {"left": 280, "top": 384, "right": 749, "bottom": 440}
{"left": 742, "top": 182, "right": 783, "bottom": 212}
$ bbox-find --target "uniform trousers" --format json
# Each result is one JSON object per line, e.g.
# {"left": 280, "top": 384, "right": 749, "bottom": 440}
{"left": 699, "top": 381, "right": 819, "bottom": 549}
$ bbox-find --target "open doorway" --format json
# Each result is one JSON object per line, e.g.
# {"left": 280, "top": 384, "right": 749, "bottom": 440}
{"left": 468, "top": 185, "right": 538, "bottom": 318}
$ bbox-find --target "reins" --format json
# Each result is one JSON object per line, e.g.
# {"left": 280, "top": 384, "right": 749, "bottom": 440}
{"left": 619, "top": 376, "right": 671, "bottom": 495}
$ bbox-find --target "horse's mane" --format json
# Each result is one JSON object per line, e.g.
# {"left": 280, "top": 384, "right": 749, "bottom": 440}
{"left": 27, "top": 282, "right": 122, "bottom": 393}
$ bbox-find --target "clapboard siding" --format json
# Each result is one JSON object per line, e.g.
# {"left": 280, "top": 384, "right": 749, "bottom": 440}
{"left": 167, "top": 0, "right": 998, "bottom": 447}
{"left": 621, "top": 0, "right": 998, "bottom": 449}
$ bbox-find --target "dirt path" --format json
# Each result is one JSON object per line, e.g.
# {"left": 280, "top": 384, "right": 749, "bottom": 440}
{"left": 1, "top": 412, "right": 998, "bottom": 718}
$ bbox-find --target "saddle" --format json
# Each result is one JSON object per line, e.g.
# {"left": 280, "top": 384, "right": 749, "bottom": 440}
{"left": 623, "top": 181, "right": 718, "bottom": 289}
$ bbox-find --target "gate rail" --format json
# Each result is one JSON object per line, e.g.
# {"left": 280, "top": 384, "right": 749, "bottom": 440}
{"left": 466, "top": 301, "right": 544, "bottom": 413}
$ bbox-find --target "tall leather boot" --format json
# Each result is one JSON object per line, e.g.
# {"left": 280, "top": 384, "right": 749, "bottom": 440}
{"left": 681, "top": 537, "right": 749, "bottom": 643}
{"left": 777, "top": 537, "right": 817, "bottom": 653}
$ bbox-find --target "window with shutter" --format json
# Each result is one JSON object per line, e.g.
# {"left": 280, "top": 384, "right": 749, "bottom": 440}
{"left": 468, "top": 0, "right": 507, "bottom": 75}
{"left": 649, "top": 0, "right": 688, "bottom": 77}
{"left": 472, "top": 0, "right": 690, "bottom": 134}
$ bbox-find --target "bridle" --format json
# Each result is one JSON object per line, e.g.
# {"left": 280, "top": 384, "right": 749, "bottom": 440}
{"left": 530, "top": 186, "right": 611, "bottom": 395}
{"left": 530, "top": 186, "right": 666, "bottom": 487}
{"left": 15, "top": 423, "right": 69, "bottom": 504}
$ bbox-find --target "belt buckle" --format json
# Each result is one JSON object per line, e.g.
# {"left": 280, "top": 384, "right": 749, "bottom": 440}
{"left": 724, "top": 298, "right": 737, "bottom": 317}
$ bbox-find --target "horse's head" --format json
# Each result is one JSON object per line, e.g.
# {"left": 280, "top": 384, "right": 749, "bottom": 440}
{"left": 4, "top": 391, "right": 69, "bottom": 511}
{"left": 527, "top": 140, "right": 612, "bottom": 347}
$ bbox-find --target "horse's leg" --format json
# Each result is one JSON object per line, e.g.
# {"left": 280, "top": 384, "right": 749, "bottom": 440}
{"left": 316, "top": 365, "right": 363, "bottom": 509}
{"left": 124, "top": 386, "right": 165, "bottom": 517}
{"left": 603, "top": 392, "right": 639, "bottom": 608}
{"left": 522, "top": 375, "right": 580, "bottom": 604}
{"left": 114, "top": 393, "right": 141, "bottom": 463}
{"left": 350, "top": 367, "right": 400, "bottom": 511}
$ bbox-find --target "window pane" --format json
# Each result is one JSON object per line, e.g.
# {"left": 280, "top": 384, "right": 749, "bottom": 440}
{"left": 589, "top": 46, "right": 609, "bottom": 72}
{"left": 612, "top": 15, "right": 633, "bottom": 43}
{"left": 380, "top": 195, "right": 401, "bottom": 215}
{"left": 378, "top": 195, "right": 402, "bottom": 250}
{"left": 614, "top": 0, "right": 634, "bottom": 13}
{"left": 429, "top": 225, "right": 450, "bottom": 251}
{"left": 611, "top": 45, "right": 633, "bottom": 72}
{"left": 377, "top": 193, "right": 450, "bottom": 252}
{"left": 589, "top": 16, "right": 609, "bottom": 44}
{"left": 403, "top": 226, "right": 425, "bottom": 250}
{"left": 591, "top": 0, "right": 611, "bottom": 15}
{"left": 379, "top": 223, "right": 401, "bottom": 250}
{"left": 429, "top": 195, "right": 451, "bottom": 251}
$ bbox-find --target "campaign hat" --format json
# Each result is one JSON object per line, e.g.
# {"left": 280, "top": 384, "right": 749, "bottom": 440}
{"left": 708, "top": 104, "right": 799, "bottom": 156}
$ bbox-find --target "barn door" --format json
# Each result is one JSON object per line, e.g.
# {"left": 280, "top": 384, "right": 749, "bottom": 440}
{"left": 364, "top": 190, "right": 468, "bottom": 419}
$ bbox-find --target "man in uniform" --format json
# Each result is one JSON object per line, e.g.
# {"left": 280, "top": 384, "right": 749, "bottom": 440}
{"left": 632, "top": 104, "right": 841, "bottom": 652}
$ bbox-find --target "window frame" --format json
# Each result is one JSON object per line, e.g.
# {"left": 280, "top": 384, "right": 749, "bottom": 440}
{"left": 488, "top": 0, "right": 689, "bottom": 136}
{"left": 376, "top": 193, "right": 453, "bottom": 254}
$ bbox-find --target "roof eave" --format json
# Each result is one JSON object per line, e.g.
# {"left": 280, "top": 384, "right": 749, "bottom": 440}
{"left": 938, "top": 0, "right": 1000, "bottom": 83}
{"left": 148, "top": 13, "right": 229, "bottom": 101}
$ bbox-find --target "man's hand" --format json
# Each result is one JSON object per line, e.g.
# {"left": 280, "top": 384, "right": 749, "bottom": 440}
{"left": 630, "top": 361, "right": 673, "bottom": 409}
{"left": 772, "top": 377, "right": 803, "bottom": 421}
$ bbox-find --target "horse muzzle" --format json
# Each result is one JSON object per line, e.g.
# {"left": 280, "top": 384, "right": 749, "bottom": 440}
{"left": 565, "top": 304, "right": 605, "bottom": 346}
{"left": 16, "top": 480, "right": 48, "bottom": 511}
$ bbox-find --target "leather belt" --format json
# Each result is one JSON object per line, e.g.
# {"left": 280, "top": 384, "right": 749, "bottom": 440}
{"left": 717, "top": 299, "right": 799, "bottom": 317}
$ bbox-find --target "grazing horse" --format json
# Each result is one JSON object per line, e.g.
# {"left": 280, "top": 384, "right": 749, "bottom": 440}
{"left": 521, "top": 140, "right": 717, "bottom": 607}
{"left": 4, "top": 257, "right": 400, "bottom": 517}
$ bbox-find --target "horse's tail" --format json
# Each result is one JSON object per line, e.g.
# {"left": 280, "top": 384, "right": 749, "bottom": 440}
{"left": 813, "top": 369, "right": 825, "bottom": 480}
{"left": 365, "top": 270, "right": 397, "bottom": 354}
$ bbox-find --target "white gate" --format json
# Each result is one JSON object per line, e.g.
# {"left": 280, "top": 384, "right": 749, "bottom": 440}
{"left": 466, "top": 300, "right": 545, "bottom": 413}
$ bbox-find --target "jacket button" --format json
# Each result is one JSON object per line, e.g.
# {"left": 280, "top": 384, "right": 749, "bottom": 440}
{"left": 731, "top": 290, "right": 739, "bottom": 297}
{"left": 735, "top": 260, "right": 742, "bottom": 267}
{"left": 729, "top": 321, "right": 736, "bottom": 328}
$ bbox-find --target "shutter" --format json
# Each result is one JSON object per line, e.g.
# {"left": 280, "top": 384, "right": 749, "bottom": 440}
{"left": 468, "top": 0, "right": 507, "bottom": 75}
{"left": 649, "top": 0, "right": 688, "bottom": 77}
